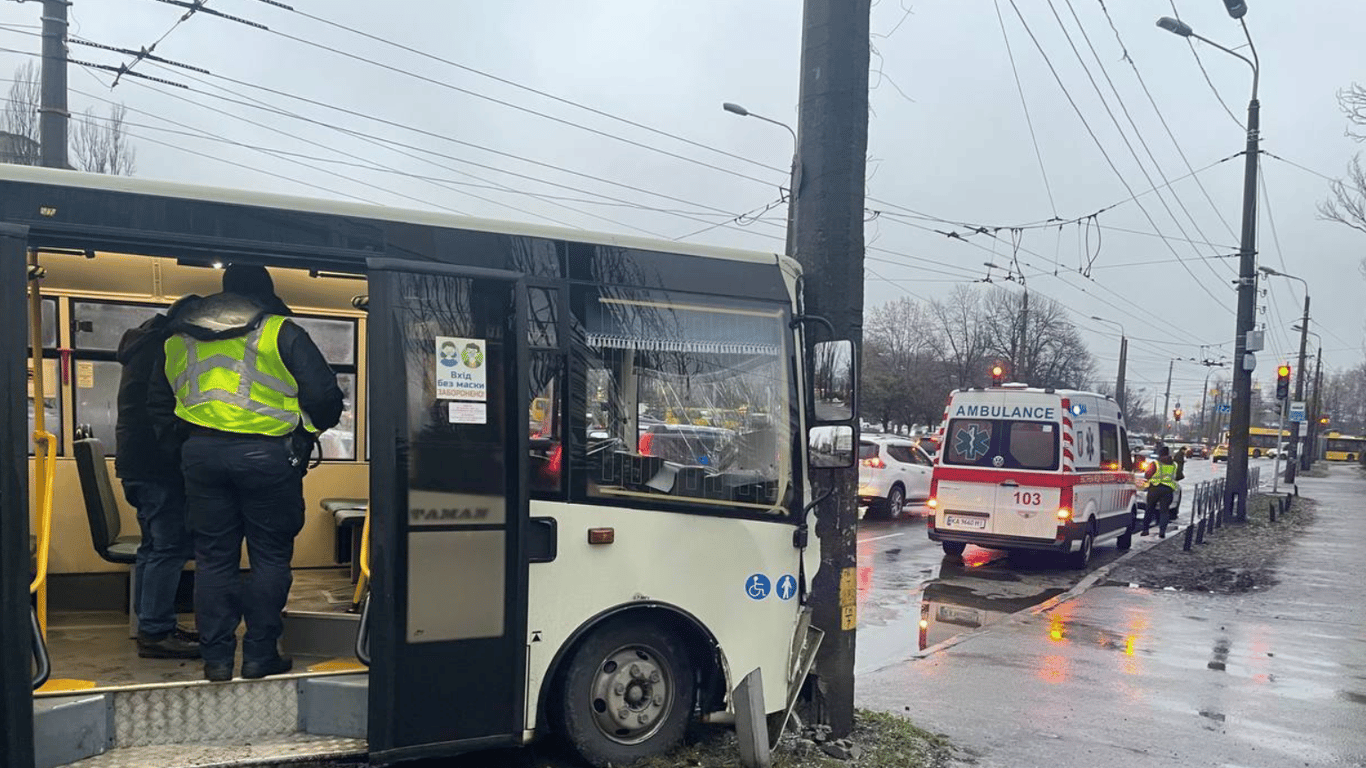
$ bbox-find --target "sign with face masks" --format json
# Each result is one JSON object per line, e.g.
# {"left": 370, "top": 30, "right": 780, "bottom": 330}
{"left": 435, "top": 336, "right": 487, "bottom": 402}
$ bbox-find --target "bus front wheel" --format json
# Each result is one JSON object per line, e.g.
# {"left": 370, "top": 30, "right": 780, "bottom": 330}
{"left": 556, "top": 618, "right": 695, "bottom": 767}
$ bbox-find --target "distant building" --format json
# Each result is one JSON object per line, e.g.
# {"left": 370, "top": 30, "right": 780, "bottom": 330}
{"left": 0, "top": 131, "right": 39, "bottom": 165}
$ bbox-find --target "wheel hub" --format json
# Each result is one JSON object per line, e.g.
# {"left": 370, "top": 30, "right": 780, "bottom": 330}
{"left": 590, "top": 646, "right": 672, "bottom": 745}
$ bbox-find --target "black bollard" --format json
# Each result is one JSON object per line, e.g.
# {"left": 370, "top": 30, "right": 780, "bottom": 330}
{"left": 1269, "top": 501, "right": 1276, "bottom": 523}
{"left": 1184, "top": 523, "right": 1195, "bottom": 551}
{"left": 1294, "top": 484, "right": 1299, "bottom": 497}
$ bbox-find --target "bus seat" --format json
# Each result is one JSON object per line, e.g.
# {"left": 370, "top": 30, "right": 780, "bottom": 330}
{"left": 322, "top": 498, "right": 367, "bottom": 583}
{"left": 74, "top": 436, "right": 142, "bottom": 637}
{"left": 73, "top": 437, "right": 140, "bottom": 564}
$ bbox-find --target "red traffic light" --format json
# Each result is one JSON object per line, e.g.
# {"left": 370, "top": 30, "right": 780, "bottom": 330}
{"left": 1173, "top": 408, "right": 1183, "bottom": 422}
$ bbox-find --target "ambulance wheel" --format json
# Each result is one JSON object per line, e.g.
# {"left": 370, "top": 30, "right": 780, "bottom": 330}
{"left": 942, "top": 541, "right": 966, "bottom": 557}
{"left": 556, "top": 618, "right": 695, "bottom": 768}
{"left": 1068, "top": 526, "right": 1094, "bottom": 569}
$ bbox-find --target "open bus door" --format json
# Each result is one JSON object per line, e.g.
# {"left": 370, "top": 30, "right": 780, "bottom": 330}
{"left": 0, "top": 224, "right": 35, "bottom": 767}
{"left": 364, "top": 259, "right": 530, "bottom": 764}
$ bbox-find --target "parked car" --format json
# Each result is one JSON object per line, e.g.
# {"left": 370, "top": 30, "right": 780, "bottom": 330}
{"left": 858, "top": 435, "right": 933, "bottom": 519}
{"left": 1186, "top": 443, "right": 1209, "bottom": 459}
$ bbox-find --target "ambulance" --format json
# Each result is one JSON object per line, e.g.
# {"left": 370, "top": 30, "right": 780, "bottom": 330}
{"left": 926, "top": 384, "right": 1138, "bottom": 567}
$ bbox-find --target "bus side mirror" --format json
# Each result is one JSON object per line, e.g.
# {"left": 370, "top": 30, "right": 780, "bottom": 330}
{"left": 811, "top": 339, "right": 856, "bottom": 424}
{"left": 808, "top": 425, "right": 855, "bottom": 469}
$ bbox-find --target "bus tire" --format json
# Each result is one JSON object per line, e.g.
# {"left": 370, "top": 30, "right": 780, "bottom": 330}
{"left": 941, "top": 541, "right": 966, "bottom": 557}
{"left": 556, "top": 618, "right": 695, "bottom": 768}
{"left": 1068, "top": 525, "right": 1094, "bottom": 569}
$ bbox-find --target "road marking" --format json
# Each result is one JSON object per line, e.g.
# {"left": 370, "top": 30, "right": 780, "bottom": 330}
{"left": 857, "top": 532, "right": 904, "bottom": 544}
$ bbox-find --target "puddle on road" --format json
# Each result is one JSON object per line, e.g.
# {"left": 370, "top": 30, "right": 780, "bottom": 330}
{"left": 916, "top": 579, "right": 1066, "bottom": 651}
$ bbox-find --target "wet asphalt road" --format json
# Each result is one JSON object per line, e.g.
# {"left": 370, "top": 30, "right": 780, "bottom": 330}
{"left": 856, "top": 460, "right": 1366, "bottom": 768}
{"left": 855, "top": 457, "right": 1236, "bottom": 674}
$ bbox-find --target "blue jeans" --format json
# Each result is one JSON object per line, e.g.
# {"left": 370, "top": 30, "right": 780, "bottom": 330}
{"left": 122, "top": 479, "right": 192, "bottom": 636}
{"left": 182, "top": 434, "right": 304, "bottom": 666}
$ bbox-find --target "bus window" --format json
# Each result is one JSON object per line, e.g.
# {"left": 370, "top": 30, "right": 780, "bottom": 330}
{"left": 529, "top": 353, "right": 563, "bottom": 496}
{"left": 28, "top": 298, "right": 60, "bottom": 455}
{"left": 575, "top": 289, "right": 792, "bottom": 514}
{"left": 317, "top": 373, "right": 356, "bottom": 460}
{"left": 73, "top": 360, "right": 121, "bottom": 448}
{"left": 72, "top": 301, "right": 161, "bottom": 352}
{"left": 528, "top": 287, "right": 558, "bottom": 349}
{"left": 292, "top": 317, "right": 357, "bottom": 461}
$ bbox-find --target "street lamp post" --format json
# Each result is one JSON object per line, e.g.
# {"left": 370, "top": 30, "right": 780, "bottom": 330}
{"left": 1292, "top": 326, "right": 1323, "bottom": 470}
{"left": 1091, "top": 316, "right": 1127, "bottom": 410}
{"left": 1199, "top": 361, "right": 1228, "bottom": 443}
{"left": 723, "top": 102, "right": 800, "bottom": 257}
{"left": 1259, "top": 267, "right": 1311, "bottom": 483}
{"left": 1157, "top": 12, "right": 1259, "bottom": 522}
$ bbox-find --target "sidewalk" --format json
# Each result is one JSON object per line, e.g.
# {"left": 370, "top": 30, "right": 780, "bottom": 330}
{"left": 857, "top": 465, "right": 1366, "bottom": 768}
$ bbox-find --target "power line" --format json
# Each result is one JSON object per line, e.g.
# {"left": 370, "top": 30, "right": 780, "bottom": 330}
{"left": 1047, "top": 0, "right": 1234, "bottom": 291}
{"left": 1095, "top": 0, "right": 1239, "bottom": 243}
{"left": 229, "top": 7, "right": 787, "bottom": 191}
{"left": 275, "top": 4, "right": 788, "bottom": 177}
{"left": 993, "top": 0, "right": 1058, "bottom": 218}
{"left": 126, "top": 59, "right": 785, "bottom": 243}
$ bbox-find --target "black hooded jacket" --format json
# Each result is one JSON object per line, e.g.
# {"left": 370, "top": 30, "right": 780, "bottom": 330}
{"left": 114, "top": 295, "right": 199, "bottom": 481}
{"left": 146, "top": 292, "right": 344, "bottom": 446}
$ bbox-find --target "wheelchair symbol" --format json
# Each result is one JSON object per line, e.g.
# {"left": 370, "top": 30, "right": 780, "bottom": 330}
{"left": 745, "top": 574, "right": 771, "bottom": 600}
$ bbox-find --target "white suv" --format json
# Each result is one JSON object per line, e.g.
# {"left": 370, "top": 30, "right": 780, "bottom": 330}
{"left": 858, "top": 435, "right": 933, "bottom": 519}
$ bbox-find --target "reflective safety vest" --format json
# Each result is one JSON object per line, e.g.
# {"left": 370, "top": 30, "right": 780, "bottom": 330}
{"left": 164, "top": 315, "right": 315, "bottom": 437}
{"left": 1148, "top": 460, "right": 1179, "bottom": 490}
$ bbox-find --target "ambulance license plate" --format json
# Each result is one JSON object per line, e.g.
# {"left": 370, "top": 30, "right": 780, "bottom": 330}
{"left": 946, "top": 513, "right": 986, "bottom": 529}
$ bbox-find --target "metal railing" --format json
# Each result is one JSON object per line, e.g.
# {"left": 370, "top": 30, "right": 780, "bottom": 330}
{"left": 1182, "top": 466, "right": 1262, "bottom": 550}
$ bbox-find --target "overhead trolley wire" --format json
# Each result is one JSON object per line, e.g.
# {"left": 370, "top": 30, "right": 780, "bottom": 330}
{"left": 1003, "top": 0, "right": 1233, "bottom": 310}
{"left": 270, "top": 3, "right": 789, "bottom": 178}
{"left": 1045, "top": 0, "right": 1234, "bottom": 291}
{"left": 992, "top": 0, "right": 1059, "bottom": 219}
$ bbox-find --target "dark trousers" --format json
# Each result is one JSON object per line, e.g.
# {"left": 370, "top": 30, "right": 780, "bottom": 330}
{"left": 182, "top": 433, "right": 304, "bottom": 666}
{"left": 1144, "top": 485, "right": 1174, "bottom": 536}
{"left": 122, "top": 479, "right": 191, "bottom": 636}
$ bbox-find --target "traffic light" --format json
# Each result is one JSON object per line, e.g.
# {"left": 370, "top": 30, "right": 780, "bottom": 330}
{"left": 1275, "top": 364, "right": 1291, "bottom": 400}
{"left": 1319, "top": 415, "right": 1330, "bottom": 426}
{"left": 1173, "top": 407, "right": 1183, "bottom": 422}
{"left": 990, "top": 363, "right": 1004, "bottom": 387}
{"left": 1221, "top": 0, "right": 1247, "bottom": 19}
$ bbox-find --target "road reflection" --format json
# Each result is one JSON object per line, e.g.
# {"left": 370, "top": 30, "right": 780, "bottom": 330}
{"left": 915, "top": 555, "right": 1067, "bottom": 651}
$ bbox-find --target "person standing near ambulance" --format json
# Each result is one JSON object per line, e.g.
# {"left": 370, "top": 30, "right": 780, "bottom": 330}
{"left": 1142, "top": 444, "right": 1182, "bottom": 538}
{"left": 149, "top": 265, "right": 342, "bottom": 682}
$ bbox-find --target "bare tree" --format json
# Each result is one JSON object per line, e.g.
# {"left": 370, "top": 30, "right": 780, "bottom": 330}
{"left": 861, "top": 297, "right": 949, "bottom": 430}
{"left": 979, "top": 288, "right": 1094, "bottom": 389}
{"left": 1318, "top": 153, "right": 1366, "bottom": 236}
{"left": 929, "top": 286, "right": 992, "bottom": 389}
{"left": 2, "top": 63, "right": 137, "bottom": 174}
{"left": 73, "top": 104, "right": 136, "bottom": 176}
{"left": 2, "top": 62, "right": 40, "bottom": 165}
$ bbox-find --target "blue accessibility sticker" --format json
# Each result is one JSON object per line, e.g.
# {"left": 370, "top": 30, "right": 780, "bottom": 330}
{"left": 745, "top": 574, "right": 771, "bottom": 600}
{"left": 775, "top": 574, "right": 797, "bottom": 601}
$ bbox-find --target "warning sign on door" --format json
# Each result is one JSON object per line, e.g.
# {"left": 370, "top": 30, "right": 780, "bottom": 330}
{"left": 435, "top": 337, "right": 487, "bottom": 401}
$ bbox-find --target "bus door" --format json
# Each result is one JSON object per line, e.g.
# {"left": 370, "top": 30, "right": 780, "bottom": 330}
{"left": 365, "top": 258, "right": 529, "bottom": 764}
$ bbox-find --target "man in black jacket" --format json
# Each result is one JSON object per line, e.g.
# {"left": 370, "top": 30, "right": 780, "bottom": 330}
{"left": 115, "top": 295, "right": 202, "bottom": 659}
{"left": 149, "top": 265, "right": 343, "bottom": 682}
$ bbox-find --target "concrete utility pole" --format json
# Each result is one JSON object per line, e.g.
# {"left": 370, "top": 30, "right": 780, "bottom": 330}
{"left": 39, "top": 0, "right": 70, "bottom": 169}
{"left": 1162, "top": 359, "right": 1174, "bottom": 436}
{"left": 1285, "top": 297, "right": 1310, "bottom": 483}
{"left": 793, "top": 0, "right": 870, "bottom": 739}
{"left": 1304, "top": 347, "right": 1323, "bottom": 468}
{"left": 1156, "top": 11, "right": 1260, "bottom": 522}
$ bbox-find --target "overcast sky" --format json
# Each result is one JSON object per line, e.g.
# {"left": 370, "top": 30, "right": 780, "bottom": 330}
{"left": 2, "top": 0, "right": 1362, "bottom": 416}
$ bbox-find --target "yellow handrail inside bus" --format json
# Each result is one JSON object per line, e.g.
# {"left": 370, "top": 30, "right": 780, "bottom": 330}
{"left": 27, "top": 251, "right": 54, "bottom": 637}
{"left": 350, "top": 508, "right": 370, "bottom": 607}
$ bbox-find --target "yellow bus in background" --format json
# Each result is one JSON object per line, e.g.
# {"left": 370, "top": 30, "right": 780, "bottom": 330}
{"left": 1246, "top": 426, "right": 1290, "bottom": 458}
{"left": 1324, "top": 432, "right": 1366, "bottom": 462}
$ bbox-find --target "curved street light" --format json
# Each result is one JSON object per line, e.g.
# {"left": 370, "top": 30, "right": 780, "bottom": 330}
{"left": 723, "top": 102, "right": 800, "bottom": 256}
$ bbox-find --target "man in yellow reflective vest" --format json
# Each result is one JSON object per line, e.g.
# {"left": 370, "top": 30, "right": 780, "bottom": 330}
{"left": 150, "top": 265, "right": 342, "bottom": 682}
{"left": 1141, "top": 444, "right": 1182, "bottom": 538}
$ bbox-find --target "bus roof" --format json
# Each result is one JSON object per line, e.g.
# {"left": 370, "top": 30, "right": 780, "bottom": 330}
{"left": 0, "top": 164, "right": 793, "bottom": 271}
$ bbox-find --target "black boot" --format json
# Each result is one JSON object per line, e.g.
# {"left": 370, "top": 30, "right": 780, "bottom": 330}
{"left": 137, "top": 631, "right": 201, "bottom": 659}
